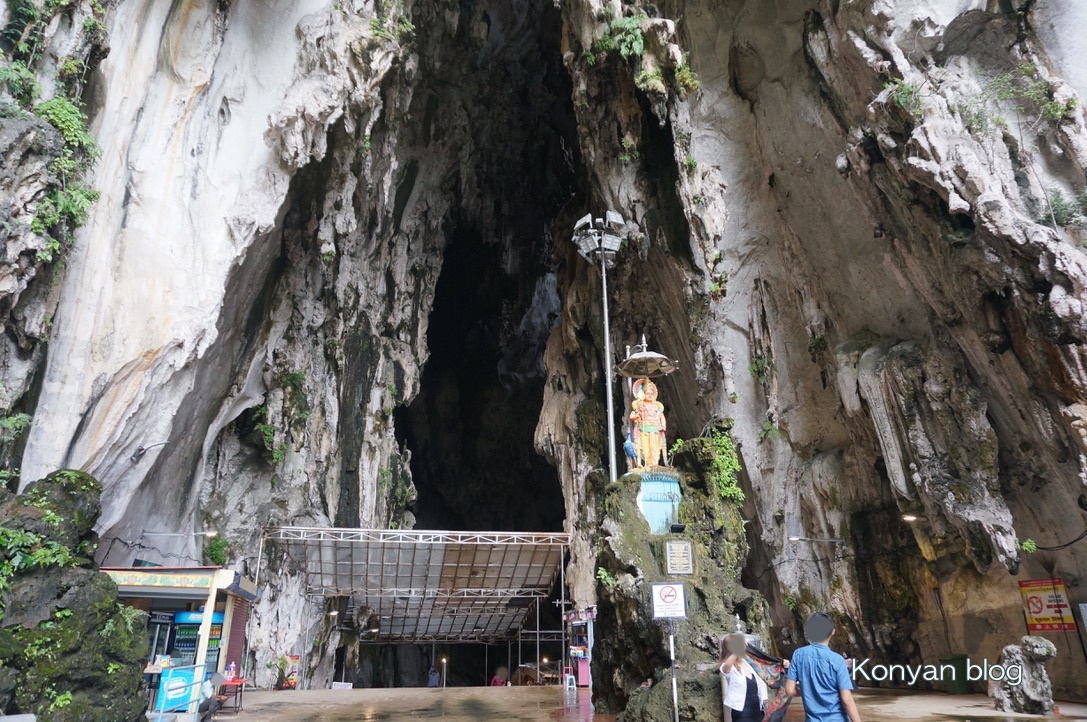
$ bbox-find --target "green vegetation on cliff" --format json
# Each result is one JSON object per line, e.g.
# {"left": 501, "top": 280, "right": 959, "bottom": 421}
{"left": 594, "top": 14, "right": 647, "bottom": 61}
{"left": 671, "top": 421, "right": 743, "bottom": 503}
{"left": 203, "top": 536, "right": 230, "bottom": 565}
{"left": 31, "top": 97, "right": 101, "bottom": 262}
{"left": 589, "top": 421, "right": 767, "bottom": 719}
{"left": 0, "top": 470, "right": 147, "bottom": 721}
{"left": 0, "top": 0, "right": 106, "bottom": 263}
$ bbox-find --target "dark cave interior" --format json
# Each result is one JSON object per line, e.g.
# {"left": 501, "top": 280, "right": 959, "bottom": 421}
{"left": 363, "top": 0, "right": 577, "bottom": 687}
{"left": 391, "top": 0, "right": 580, "bottom": 536}
{"left": 394, "top": 222, "right": 565, "bottom": 533}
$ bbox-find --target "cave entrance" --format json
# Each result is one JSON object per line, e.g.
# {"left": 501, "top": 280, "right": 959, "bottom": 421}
{"left": 394, "top": 222, "right": 565, "bottom": 533}
{"left": 390, "top": 271, "right": 569, "bottom": 673}
{"left": 373, "top": 0, "right": 579, "bottom": 686}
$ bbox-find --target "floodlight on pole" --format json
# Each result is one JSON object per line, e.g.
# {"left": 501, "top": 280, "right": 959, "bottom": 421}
{"left": 571, "top": 210, "right": 627, "bottom": 483}
{"left": 786, "top": 512, "right": 843, "bottom": 543}
{"left": 131, "top": 441, "right": 169, "bottom": 462}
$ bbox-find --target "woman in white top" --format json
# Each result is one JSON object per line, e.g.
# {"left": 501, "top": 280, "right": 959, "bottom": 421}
{"left": 719, "top": 634, "right": 768, "bottom": 722}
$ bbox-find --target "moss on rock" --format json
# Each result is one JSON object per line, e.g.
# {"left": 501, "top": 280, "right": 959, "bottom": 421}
{"left": 576, "top": 396, "right": 607, "bottom": 463}
{"left": 0, "top": 470, "right": 147, "bottom": 721}
{"left": 589, "top": 432, "right": 770, "bottom": 720}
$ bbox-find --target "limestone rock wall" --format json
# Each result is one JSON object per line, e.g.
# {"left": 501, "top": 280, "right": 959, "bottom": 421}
{"left": 0, "top": 0, "right": 111, "bottom": 471}
{"left": 10, "top": 0, "right": 418, "bottom": 687}
{"left": 548, "top": 0, "right": 1087, "bottom": 701}
{"left": 8, "top": 0, "right": 581, "bottom": 689}
{"left": 2, "top": 0, "right": 1087, "bottom": 705}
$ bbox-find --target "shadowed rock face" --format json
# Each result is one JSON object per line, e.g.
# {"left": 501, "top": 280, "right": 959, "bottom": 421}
{"left": 385, "top": 0, "right": 575, "bottom": 535}
{"left": 3, "top": 0, "right": 1087, "bottom": 707}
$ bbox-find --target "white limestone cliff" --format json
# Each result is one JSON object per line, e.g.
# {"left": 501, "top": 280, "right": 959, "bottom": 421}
{"left": 2, "top": 0, "right": 1087, "bottom": 702}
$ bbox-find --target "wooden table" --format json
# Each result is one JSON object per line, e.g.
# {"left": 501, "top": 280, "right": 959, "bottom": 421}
{"left": 218, "top": 678, "right": 246, "bottom": 715}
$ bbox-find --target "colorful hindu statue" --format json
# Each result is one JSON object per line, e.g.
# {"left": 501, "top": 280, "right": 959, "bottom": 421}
{"left": 630, "top": 378, "right": 667, "bottom": 468}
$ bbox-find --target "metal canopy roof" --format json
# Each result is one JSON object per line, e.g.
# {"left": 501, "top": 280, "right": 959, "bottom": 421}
{"left": 270, "top": 527, "right": 568, "bottom": 643}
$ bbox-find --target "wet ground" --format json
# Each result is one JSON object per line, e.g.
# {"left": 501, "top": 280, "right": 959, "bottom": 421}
{"left": 226, "top": 687, "right": 1087, "bottom": 722}
{"left": 854, "top": 689, "right": 1087, "bottom": 722}
{"left": 228, "top": 687, "right": 606, "bottom": 722}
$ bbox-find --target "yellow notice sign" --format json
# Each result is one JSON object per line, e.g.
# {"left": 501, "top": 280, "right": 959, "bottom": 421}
{"left": 1019, "top": 578, "right": 1077, "bottom": 632}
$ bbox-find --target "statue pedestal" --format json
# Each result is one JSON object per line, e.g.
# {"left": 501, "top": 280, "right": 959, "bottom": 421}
{"left": 636, "top": 470, "right": 682, "bottom": 534}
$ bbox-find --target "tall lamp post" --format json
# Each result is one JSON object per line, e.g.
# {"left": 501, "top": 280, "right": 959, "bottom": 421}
{"left": 572, "top": 210, "right": 625, "bottom": 483}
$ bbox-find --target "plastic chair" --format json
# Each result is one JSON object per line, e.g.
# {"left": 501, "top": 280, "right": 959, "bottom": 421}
{"left": 563, "top": 666, "right": 576, "bottom": 690}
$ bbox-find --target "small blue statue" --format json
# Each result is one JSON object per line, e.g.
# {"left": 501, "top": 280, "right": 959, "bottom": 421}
{"left": 624, "top": 432, "right": 638, "bottom": 472}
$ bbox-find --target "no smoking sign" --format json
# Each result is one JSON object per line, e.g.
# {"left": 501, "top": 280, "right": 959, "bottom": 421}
{"left": 651, "top": 582, "right": 687, "bottom": 619}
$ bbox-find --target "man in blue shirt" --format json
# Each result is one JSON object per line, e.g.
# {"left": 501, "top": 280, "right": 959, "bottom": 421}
{"left": 785, "top": 612, "right": 862, "bottom": 722}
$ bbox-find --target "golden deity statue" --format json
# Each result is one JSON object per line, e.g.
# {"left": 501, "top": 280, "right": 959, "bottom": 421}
{"left": 629, "top": 378, "right": 667, "bottom": 468}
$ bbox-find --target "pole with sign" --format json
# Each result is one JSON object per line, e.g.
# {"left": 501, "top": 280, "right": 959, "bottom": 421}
{"left": 651, "top": 583, "right": 685, "bottom": 722}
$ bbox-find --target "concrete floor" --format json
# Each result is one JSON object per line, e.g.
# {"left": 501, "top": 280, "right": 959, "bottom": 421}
{"left": 226, "top": 687, "right": 606, "bottom": 721}
{"left": 221, "top": 687, "right": 1087, "bottom": 722}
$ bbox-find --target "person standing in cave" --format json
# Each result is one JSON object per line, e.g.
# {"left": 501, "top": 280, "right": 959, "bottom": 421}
{"left": 630, "top": 379, "right": 666, "bottom": 468}
{"left": 785, "top": 612, "right": 863, "bottom": 722}
{"left": 720, "top": 634, "right": 768, "bottom": 722}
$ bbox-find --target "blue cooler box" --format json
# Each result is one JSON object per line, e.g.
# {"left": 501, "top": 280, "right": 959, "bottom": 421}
{"left": 156, "top": 666, "right": 198, "bottom": 711}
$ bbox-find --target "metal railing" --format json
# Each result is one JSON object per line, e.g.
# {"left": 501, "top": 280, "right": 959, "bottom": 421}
{"left": 150, "top": 664, "right": 206, "bottom": 721}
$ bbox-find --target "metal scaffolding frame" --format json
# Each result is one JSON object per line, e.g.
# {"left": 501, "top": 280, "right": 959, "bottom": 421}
{"left": 272, "top": 528, "right": 570, "bottom": 546}
{"left": 518, "top": 630, "right": 565, "bottom": 642}
{"left": 269, "top": 527, "right": 568, "bottom": 644}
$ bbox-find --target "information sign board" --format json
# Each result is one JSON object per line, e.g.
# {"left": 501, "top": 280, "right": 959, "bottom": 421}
{"left": 1019, "top": 578, "right": 1077, "bottom": 632}
{"left": 665, "top": 541, "right": 693, "bottom": 575}
{"left": 651, "top": 583, "right": 686, "bottom": 619}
